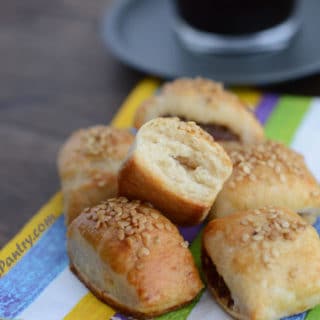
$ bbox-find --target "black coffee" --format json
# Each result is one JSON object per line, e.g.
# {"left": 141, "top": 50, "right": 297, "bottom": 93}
{"left": 175, "top": 0, "right": 297, "bottom": 35}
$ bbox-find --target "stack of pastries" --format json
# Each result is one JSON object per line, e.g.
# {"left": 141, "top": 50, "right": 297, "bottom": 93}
{"left": 58, "top": 77, "right": 320, "bottom": 320}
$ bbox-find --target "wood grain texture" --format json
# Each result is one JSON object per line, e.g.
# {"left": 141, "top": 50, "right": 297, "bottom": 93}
{"left": 0, "top": 0, "right": 320, "bottom": 247}
{"left": 0, "top": 0, "right": 142, "bottom": 247}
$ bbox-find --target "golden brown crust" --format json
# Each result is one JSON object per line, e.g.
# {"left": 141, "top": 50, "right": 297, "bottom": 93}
{"left": 211, "top": 140, "right": 320, "bottom": 220}
{"left": 68, "top": 198, "right": 203, "bottom": 317}
{"left": 119, "top": 155, "right": 207, "bottom": 226}
{"left": 134, "top": 77, "right": 264, "bottom": 144}
{"left": 70, "top": 263, "right": 199, "bottom": 319}
{"left": 203, "top": 206, "right": 320, "bottom": 320}
{"left": 119, "top": 117, "right": 233, "bottom": 226}
{"left": 57, "top": 125, "right": 134, "bottom": 224}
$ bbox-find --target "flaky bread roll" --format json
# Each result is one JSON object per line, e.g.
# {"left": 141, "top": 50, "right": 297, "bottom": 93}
{"left": 211, "top": 141, "right": 320, "bottom": 222}
{"left": 118, "top": 117, "right": 232, "bottom": 225}
{"left": 203, "top": 206, "right": 320, "bottom": 320}
{"left": 58, "top": 126, "right": 134, "bottom": 225}
{"left": 134, "top": 77, "right": 264, "bottom": 143}
{"left": 68, "top": 198, "right": 203, "bottom": 318}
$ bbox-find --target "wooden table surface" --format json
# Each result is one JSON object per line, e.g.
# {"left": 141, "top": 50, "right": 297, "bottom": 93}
{"left": 1, "top": 0, "right": 320, "bottom": 248}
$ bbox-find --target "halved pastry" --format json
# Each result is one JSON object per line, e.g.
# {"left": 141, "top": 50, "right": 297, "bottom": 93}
{"left": 202, "top": 206, "right": 320, "bottom": 320}
{"left": 68, "top": 197, "right": 203, "bottom": 319}
{"left": 58, "top": 125, "right": 134, "bottom": 225}
{"left": 134, "top": 77, "right": 264, "bottom": 143}
{"left": 118, "top": 117, "right": 233, "bottom": 225}
{"left": 211, "top": 140, "right": 320, "bottom": 223}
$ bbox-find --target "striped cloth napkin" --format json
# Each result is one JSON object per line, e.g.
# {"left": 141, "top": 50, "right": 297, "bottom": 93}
{"left": 1, "top": 78, "right": 320, "bottom": 320}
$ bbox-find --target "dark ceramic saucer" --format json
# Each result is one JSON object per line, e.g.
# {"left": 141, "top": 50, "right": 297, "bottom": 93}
{"left": 102, "top": 0, "right": 320, "bottom": 85}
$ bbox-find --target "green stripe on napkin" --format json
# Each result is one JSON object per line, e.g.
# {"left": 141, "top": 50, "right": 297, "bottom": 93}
{"left": 264, "top": 96, "right": 311, "bottom": 145}
{"left": 306, "top": 304, "right": 320, "bottom": 320}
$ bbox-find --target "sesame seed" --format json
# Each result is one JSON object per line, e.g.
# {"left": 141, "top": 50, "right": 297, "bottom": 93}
{"left": 145, "top": 223, "right": 154, "bottom": 231}
{"left": 242, "top": 233, "right": 250, "bottom": 242}
{"left": 138, "top": 247, "right": 150, "bottom": 258}
{"left": 151, "top": 212, "right": 159, "bottom": 219}
{"left": 281, "top": 220, "right": 290, "bottom": 229}
{"left": 118, "top": 230, "right": 125, "bottom": 241}
{"left": 252, "top": 234, "right": 263, "bottom": 241}
{"left": 156, "top": 222, "right": 164, "bottom": 230}
{"left": 142, "top": 233, "right": 151, "bottom": 247}
{"left": 274, "top": 222, "right": 282, "bottom": 231}
{"left": 247, "top": 216, "right": 254, "bottom": 223}
{"left": 243, "top": 166, "right": 251, "bottom": 174}
{"left": 97, "top": 181, "right": 106, "bottom": 187}
{"left": 181, "top": 241, "right": 189, "bottom": 248}
{"left": 126, "top": 237, "right": 134, "bottom": 246}
{"left": 240, "top": 219, "right": 249, "bottom": 226}
{"left": 275, "top": 165, "right": 281, "bottom": 174}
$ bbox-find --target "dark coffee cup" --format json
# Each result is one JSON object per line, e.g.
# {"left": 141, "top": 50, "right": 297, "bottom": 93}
{"left": 173, "top": 0, "right": 301, "bottom": 54}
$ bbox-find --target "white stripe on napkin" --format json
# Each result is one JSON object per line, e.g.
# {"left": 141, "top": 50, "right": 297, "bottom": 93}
{"left": 18, "top": 267, "right": 88, "bottom": 320}
{"left": 188, "top": 291, "right": 232, "bottom": 320}
{"left": 291, "top": 98, "right": 320, "bottom": 182}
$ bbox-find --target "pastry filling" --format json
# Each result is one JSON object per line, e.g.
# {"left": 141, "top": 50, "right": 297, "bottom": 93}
{"left": 202, "top": 249, "right": 235, "bottom": 310}
{"left": 162, "top": 115, "right": 239, "bottom": 141}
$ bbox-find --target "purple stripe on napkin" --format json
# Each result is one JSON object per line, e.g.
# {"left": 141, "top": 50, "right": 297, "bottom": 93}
{"left": 255, "top": 94, "right": 279, "bottom": 124}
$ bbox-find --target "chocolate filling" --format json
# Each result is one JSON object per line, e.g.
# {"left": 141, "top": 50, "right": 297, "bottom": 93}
{"left": 202, "top": 249, "right": 235, "bottom": 310}
{"left": 162, "top": 115, "right": 239, "bottom": 141}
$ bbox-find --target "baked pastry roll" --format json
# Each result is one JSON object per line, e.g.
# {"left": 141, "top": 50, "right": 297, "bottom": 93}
{"left": 58, "top": 126, "right": 134, "bottom": 225}
{"left": 68, "top": 197, "right": 203, "bottom": 318}
{"left": 211, "top": 140, "right": 320, "bottom": 223}
{"left": 134, "top": 77, "right": 264, "bottom": 143}
{"left": 118, "top": 117, "right": 233, "bottom": 226}
{"left": 203, "top": 206, "right": 320, "bottom": 320}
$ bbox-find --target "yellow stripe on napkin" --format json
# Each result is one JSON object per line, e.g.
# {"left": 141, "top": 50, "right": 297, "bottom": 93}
{"left": 63, "top": 293, "right": 115, "bottom": 320}
{"left": 230, "top": 87, "right": 262, "bottom": 109}
{"left": 112, "top": 77, "right": 161, "bottom": 128}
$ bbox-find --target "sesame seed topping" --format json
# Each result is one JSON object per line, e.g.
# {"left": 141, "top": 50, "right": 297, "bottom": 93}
{"left": 280, "top": 220, "right": 290, "bottom": 229}
{"left": 240, "top": 219, "right": 249, "bottom": 226}
{"left": 97, "top": 181, "right": 106, "bottom": 187}
{"left": 151, "top": 212, "right": 159, "bottom": 219}
{"left": 181, "top": 241, "right": 189, "bottom": 248}
{"left": 118, "top": 230, "right": 125, "bottom": 241}
{"left": 156, "top": 222, "right": 164, "bottom": 230}
{"left": 252, "top": 234, "right": 264, "bottom": 241}
{"left": 138, "top": 247, "right": 150, "bottom": 258}
{"left": 225, "top": 141, "right": 312, "bottom": 189}
{"left": 242, "top": 233, "right": 250, "bottom": 242}
{"left": 165, "top": 223, "right": 172, "bottom": 231}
